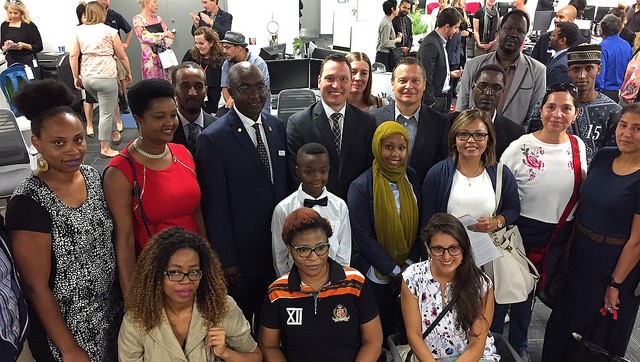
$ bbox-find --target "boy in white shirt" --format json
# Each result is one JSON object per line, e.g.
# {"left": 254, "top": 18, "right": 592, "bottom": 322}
{"left": 271, "top": 143, "right": 352, "bottom": 276}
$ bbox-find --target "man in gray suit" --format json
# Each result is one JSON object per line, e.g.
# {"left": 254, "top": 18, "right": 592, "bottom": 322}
{"left": 456, "top": 9, "right": 546, "bottom": 127}
{"left": 371, "top": 57, "right": 449, "bottom": 183}
{"left": 171, "top": 62, "right": 216, "bottom": 154}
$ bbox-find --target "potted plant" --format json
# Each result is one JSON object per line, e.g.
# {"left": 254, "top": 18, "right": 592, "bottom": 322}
{"left": 293, "top": 37, "right": 303, "bottom": 57}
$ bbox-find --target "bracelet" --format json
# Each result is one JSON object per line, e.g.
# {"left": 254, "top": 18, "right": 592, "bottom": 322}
{"left": 608, "top": 276, "right": 623, "bottom": 289}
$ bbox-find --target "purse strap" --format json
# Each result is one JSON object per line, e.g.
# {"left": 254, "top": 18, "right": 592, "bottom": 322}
{"left": 541, "top": 135, "right": 582, "bottom": 255}
{"left": 115, "top": 153, "right": 152, "bottom": 238}
{"left": 405, "top": 297, "right": 459, "bottom": 362}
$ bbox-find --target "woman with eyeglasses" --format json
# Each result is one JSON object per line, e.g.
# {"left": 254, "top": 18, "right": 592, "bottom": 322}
{"left": 499, "top": 83, "right": 587, "bottom": 359}
{"left": 118, "top": 227, "right": 261, "bottom": 361}
{"left": 346, "top": 52, "right": 389, "bottom": 111}
{"left": 1, "top": 0, "right": 42, "bottom": 77}
{"left": 182, "top": 26, "right": 224, "bottom": 114}
{"left": 259, "top": 207, "right": 383, "bottom": 361}
{"left": 103, "top": 79, "right": 207, "bottom": 300}
{"left": 542, "top": 103, "right": 640, "bottom": 360}
{"left": 347, "top": 121, "right": 421, "bottom": 340}
{"left": 401, "top": 213, "right": 500, "bottom": 361}
{"left": 5, "top": 79, "right": 121, "bottom": 361}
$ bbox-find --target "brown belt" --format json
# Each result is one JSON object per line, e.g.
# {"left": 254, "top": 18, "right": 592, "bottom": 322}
{"left": 576, "top": 223, "right": 627, "bottom": 245}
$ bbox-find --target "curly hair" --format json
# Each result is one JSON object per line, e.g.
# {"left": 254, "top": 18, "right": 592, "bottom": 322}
{"left": 190, "top": 26, "right": 224, "bottom": 68}
{"left": 125, "top": 228, "right": 229, "bottom": 332}
{"left": 281, "top": 208, "right": 333, "bottom": 246}
{"left": 422, "top": 213, "right": 490, "bottom": 336}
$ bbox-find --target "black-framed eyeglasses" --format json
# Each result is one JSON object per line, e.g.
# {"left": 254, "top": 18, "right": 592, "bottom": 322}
{"left": 291, "top": 243, "right": 331, "bottom": 258}
{"left": 163, "top": 270, "right": 203, "bottom": 282}
{"left": 473, "top": 82, "right": 504, "bottom": 94}
{"left": 429, "top": 245, "right": 463, "bottom": 256}
{"left": 233, "top": 84, "right": 268, "bottom": 95}
{"left": 456, "top": 131, "right": 488, "bottom": 141}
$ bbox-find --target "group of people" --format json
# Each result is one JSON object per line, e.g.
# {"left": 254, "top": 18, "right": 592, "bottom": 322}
{"left": 3, "top": 1, "right": 640, "bottom": 362}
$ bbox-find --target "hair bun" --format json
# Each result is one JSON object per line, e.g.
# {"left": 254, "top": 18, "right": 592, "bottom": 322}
{"left": 13, "top": 79, "right": 77, "bottom": 121}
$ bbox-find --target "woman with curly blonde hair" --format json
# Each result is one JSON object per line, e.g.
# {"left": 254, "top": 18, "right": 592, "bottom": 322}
{"left": 118, "top": 227, "right": 262, "bottom": 361}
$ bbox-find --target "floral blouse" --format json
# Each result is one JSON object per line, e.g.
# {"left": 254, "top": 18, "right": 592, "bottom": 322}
{"left": 403, "top": 261, "right": 500, "bottom": 361}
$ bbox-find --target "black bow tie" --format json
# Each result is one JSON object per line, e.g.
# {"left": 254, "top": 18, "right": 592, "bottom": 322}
{"left": 304, "top": 197, "right": 328, "bottom": 208}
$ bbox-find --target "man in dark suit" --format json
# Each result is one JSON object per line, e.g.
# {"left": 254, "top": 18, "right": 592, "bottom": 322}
{"left": 418, "top": 7, "right": 463, "bottom": 114}
{"left": 190, "top": 0, "right": 233, "bottom": 39}
{"left": 371, "top": 57, "right": 449, "bottom": 183}
{"left": 171, "top": 62, "right": 216, "bottom": 154}
{"left": 546, "top": 22, "right": 579, "bottom": 85}
{"left": 451, "top": 64, "right": 524, "bottom": 160}
{"left": 196, "top": 62, "right": 288, "bottom": 331}
{"left": 531, "top": 5, "right": 587, "bottom": 66}
{"left": 392, "top": 0, "right": 414, "bottom": 56}
{"left": 287, "top": 54, "right": 377, "bottom": 201}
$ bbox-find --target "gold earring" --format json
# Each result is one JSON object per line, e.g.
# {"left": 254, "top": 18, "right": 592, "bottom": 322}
{"left": 36, "top": 154, "right": 48, "bottom": 171}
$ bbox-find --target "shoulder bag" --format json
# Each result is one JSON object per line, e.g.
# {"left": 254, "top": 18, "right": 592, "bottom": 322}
{"left": 485, "top": 162, "right": 540, "bottom": 304}
{"left": 568, "top": 308, "right": 630, "bottom": 362}
{"left": 388, "top": 297, "right": 459, "bottom": 362}
{"left": 115, "top": 153, "right": 152, "bottom": 238}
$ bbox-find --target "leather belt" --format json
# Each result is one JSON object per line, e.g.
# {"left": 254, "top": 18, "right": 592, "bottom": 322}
{"left": 576, "top": 223, "right": 627, "bottom": 245}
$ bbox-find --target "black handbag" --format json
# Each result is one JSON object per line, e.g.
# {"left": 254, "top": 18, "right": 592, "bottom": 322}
{"left": 567, "top": 308, "right": 630, "bottom": 362}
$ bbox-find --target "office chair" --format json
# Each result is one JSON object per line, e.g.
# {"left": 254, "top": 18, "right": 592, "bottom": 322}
{"left": 276, "top": 89, "right": 317, "bottom": 125}
{"left": 0, "top": 108, "right": 32, "bottom": 202}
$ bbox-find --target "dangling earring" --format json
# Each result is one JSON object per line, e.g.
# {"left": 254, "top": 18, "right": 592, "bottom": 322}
{"left": 36, "top": 154, "right": 48, "bottom": 172}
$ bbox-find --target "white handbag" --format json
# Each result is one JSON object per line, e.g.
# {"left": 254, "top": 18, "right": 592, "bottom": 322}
{"left": 485, "top": 163, "right": 539, "bottom": 304}
{"left": 158, "top": 48, "right": 178, "bottom": 69}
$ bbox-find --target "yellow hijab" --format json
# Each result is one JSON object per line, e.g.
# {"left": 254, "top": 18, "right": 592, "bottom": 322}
{"left": 372, "top": 121, "right": 419, "bottom": 267}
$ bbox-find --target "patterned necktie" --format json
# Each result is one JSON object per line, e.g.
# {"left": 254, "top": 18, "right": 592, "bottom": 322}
{"left": 252, "top": 123, "right": 271, "bottom": 180}
{"left": 401, "top": 17, "right": 408, "bottom": 47}
{"left": 330, "top": 113, "right": 342, "bottom": 157}
{"left": 187, "top": 123, "right": 199, "bottom": 154}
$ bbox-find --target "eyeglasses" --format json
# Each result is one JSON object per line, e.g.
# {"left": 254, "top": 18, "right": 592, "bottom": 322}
{"left": 429, "top": 245, "right": 463, "bottom": 256}
{"left": 474, "top": 82, "right": 504, "bottom": 94}
{"left": 233, "top": 84, "right": 268, "bottom": 95}
{"left": 6, "top": 0, "right": 22, "bottom": 4}
{"left": 291, "top": 243, "right": 331, "bottom": 258}
{"left": 456, "top": 131, "right": 488, "bottom": 141}
{"left": 163, "top": 270, "right": 203, "bottom": 282}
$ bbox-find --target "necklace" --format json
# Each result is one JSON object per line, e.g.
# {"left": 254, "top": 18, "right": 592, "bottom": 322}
{"left": 457, "top": 165, "right": 484, "bottom": 186}
{"left": 133, "top": 138, "right": 169, "bottom": 159}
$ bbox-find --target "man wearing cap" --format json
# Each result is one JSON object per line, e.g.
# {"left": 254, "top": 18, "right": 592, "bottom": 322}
{"left": 190, "top": 0, "right": 233, "bottom": 39}
{"left": 531, "top": 5, "right": 588, "bottom": 66}
{"left": 220, "top": 31, "right": 271, "bottom": 115}
{"left": 596, "top": 14, "right": 632, "bottom": 103}
{"left": 456, "top": 10, "right": 546, "bottom": 127}
{"left": 528, "top": 44, "right": 620, "bottom": 165}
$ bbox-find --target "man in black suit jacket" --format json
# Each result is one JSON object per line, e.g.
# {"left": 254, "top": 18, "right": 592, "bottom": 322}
{"left": 171, "top": 62, "right": 216, "bottom": 154}
{"left": 418, "top": 7, "right": 463, "bottom": 114}
{"left": 450, "top": 64, "right": 524, "bottom": 160}
{"left": 371, "top": 57, "right": 449, "bottom": 183}
{"left": 392, "top": 0, "right": 414, "bottom": 56}
{"left": 190, "top": 0, "right": 232, "bottom": 39}
{"left": 196, "top": 62, "right": 288, "bottom": 331}
{"left": 531, "top": 5, "right": 587, "bottom": 65}
{"left": 546, "top": 22, "right": 579, "bottom": 85}
{"left": 287, "top": 54, "right": 377, "bottom": 201}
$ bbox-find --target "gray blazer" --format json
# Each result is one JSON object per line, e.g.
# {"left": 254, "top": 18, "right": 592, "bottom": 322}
{"left": 456, "top": 52, "right": 546, "bottom": 127}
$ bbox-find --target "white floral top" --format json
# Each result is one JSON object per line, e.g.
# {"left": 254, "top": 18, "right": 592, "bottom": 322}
{"left": 403, "top": 261, "right": 500, "bottom": 361}
{"left": 500, "top": 133, "right": 587, "bottom": 223}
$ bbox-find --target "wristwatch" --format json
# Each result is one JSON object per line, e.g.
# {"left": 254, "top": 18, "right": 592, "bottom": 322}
{"left": 609, "top": 276, "right": 623, "bottom": 289}
{"left": 495, "top": 217, "right": 504, "bottom": 230}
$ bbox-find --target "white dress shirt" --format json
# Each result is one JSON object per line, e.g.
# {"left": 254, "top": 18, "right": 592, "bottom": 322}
{"left": 235, "top": 105, "right": 273, "bottom": 181}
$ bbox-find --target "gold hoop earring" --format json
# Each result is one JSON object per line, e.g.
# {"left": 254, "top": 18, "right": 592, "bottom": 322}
{"left": 36, "top": 154, "right": 49, "bottom": 172}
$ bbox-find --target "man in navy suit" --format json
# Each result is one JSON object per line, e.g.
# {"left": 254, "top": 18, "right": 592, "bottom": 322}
{"left": 418, "top": 7, "right": 463, "bottom": 113}
{"left": 190, "top": 0, "right": 233, "bottom": 39}
{"left": 546, "top": 22, "right": 580, "bottom": 85}
{"left": 171, "top": 62, "right": 216, "bottom": 154}
{"left": 286, "top": 54, "right": 377, "bottom": 201}
{"left": 371, "top": 57, "right": 449, "bottom": 184}
{"left": 196, "top": 62, "right": 288, "bottom": 331}
{"left": 450, "top": 64, "right": 525, "bottom": 160}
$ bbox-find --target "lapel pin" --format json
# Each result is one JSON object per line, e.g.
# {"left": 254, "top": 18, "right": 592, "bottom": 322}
{"left": 238, "top": 128, "right": 242, "bottom": 132}
{"left": 269, "top": 126, "right": 272, "bottom": 132}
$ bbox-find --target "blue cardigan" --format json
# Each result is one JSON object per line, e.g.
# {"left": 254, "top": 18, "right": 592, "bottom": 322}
{"left": 347, "top": 167, "right": 422, "bottom": 277}
{"left": 420, "top": 158, "right": 520, "bottom": 227}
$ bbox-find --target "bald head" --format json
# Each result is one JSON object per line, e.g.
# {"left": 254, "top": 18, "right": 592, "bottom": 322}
{"left": 555, "top": 5, "right": 577, "bottom": 24}
{"left": 228, "top": 62, "right": 263, "bottom": 88}
{"left": 228, "top": 61, "right": 267, "bottom": 121}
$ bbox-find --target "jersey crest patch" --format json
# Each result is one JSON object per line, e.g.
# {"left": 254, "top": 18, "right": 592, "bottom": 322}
{"left": 332, "top": 304, "right": 350, "bottom": 322}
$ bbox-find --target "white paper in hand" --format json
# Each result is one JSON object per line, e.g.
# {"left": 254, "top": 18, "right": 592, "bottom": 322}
{"left": 457, "top": 214, "right": 501, "bottom": 267}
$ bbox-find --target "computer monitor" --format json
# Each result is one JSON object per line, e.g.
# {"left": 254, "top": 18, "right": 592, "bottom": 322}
{"left": 497, "top": 1, "right": 515, "bottom": 17}
{"left": 266, "top": 58, "right": 310, "bottom": 94}
{"left": 594, "top": 6, "right": 613, "bottom": 23}
{"left": 259, "top": 43, "right": 286, "bottom": 61}
{"left": 309, "top": 58, "right": 323, "bottom": 89}
{"left": 581, "top": 6, "right": 596, "bottom": 20}
{"left": 533, "top": 10, "right": 555, "bottom": 31}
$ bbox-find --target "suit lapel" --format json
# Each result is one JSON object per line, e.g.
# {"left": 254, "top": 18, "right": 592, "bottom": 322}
{"left": 148, "top": 310, "right": 189, "bottom": 361}
{"left": 313, "top": 102, "right": 341, "bottom": 160}
{"left": 263, "top": 116, "right": 283, "bottom": 183}
{"left": 228, "top": 109, "right": 271, "bottom": 181}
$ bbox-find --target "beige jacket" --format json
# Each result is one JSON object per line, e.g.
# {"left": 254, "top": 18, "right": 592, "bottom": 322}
{"left": 118, "top": 296, "right": 256, "bottom": 361}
